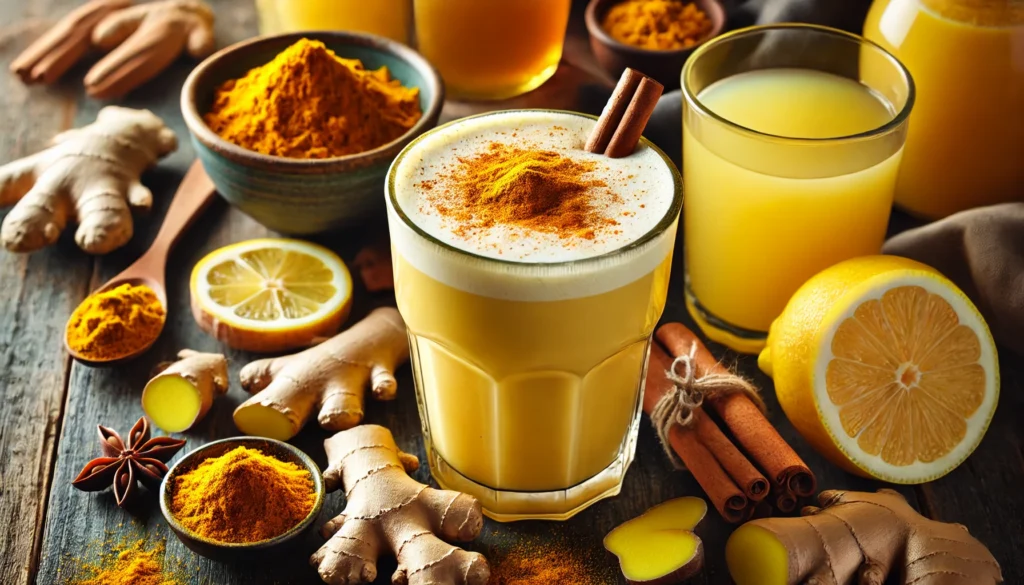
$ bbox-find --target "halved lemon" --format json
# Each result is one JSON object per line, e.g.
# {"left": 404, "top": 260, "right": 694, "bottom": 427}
{"left": 190, "top": 239, "right": 352, "bottom": 352}
{"left": 759, "top": 256, "right": 998, "bottom": 484}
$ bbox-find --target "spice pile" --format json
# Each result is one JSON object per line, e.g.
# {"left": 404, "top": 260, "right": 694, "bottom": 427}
{"left": 72, "top": 538, "right": 183, "bottom": 585}
{"left": 66, "top": 283, "right": 166, "bottom": 362}
{"left": 170, "top": 446, "right": 315, "bottom": 543}
{"left": 430, "top": 143, "right": 613, "bottom": 240}
{"left": 205, "top": 38, "right": 422, "bottom": 158}
{"left": 603, "top": 0, "right": 713, "bottom": 50}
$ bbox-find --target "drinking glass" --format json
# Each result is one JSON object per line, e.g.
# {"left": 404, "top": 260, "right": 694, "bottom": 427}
{"left": 682, "top": 24, "right": 914, "bottom": 354}
{"left": 387, "top": 111, "right": 682, "bottom": 520}
{"left": 865, "top": 0, "right": 1024, "bottom": 219}
{"left": 413, "top": 0, "right": 573, "bottom": 100}
{"left": 255, "top": 0, "right": 412, "bottom": 43}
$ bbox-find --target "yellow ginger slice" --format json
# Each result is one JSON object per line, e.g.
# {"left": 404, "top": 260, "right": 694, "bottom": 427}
{"left": 604, "top": 497, "right": 707, "bottom": 585}
{"left": 142, "top": 350, "right": 228, "bottom": 432}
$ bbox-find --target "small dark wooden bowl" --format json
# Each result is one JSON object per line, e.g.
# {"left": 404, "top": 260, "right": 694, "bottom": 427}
{"left": 159, "top": 437, "right": 325, "bottom": 561}
{"left": 585, "top": 0, "right": 726, "bottom": 90}
{"left": 181, "top": 31, "right": 444, "bottom": 234}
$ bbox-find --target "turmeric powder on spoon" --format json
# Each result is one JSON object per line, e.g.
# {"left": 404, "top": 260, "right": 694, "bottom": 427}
{"left": 66, "top": 283, "right": 166, "bottom": 362}
{"left": 204, "top": 38, "right": 422, "bottom": 159}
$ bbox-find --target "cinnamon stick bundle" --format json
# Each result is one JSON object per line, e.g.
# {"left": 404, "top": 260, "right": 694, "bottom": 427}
{"left": 643, "top": 342, "right": 768, "bottom": 523}
{"left": 656, "top": 324, "right": 818, "bottom": 507}
{"left": 643, "top": 323, "right": 817, "bottom": 522}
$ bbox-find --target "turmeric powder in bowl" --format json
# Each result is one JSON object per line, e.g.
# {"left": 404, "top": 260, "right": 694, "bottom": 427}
{"left": 602, "top": 0, "right": 713, "bottom": 50}
{"left": 169, "top": 446, "right": 316, "bottom": 544}
{"left": 203, "top": 38, "right": 423, "bottom": 159}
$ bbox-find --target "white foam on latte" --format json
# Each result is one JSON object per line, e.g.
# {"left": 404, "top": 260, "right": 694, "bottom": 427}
{"left": 387, "top": 110, "right": 680, "bottom": 301}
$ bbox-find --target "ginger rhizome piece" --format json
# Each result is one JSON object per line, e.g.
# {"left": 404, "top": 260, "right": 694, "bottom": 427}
{"left": 604, "top": 497, "right": 707, "bottom": 585}
{"left": 235, "top": 307, "right": 409, "bottom": 441}
{"left": 0, "top": 106, "right": 177, "bottom": 254}
{"left": 86, "top": 0, "right": 216, "bottom": 99}
{"left": 143, "top": 349, "right": 228, "bottom": 432}
{"left": 726, "top": 489, "right": 1003, "bottom": 585}
{"left": 311, "top": 425, "right": 490, "bottom": 585}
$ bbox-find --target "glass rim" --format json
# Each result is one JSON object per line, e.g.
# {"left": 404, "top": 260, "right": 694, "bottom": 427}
{"left": 386, "top": 109, "right": 684, "bottom": 270}
{"left": 681, "top": 23, "right": 917, "bottom": 144}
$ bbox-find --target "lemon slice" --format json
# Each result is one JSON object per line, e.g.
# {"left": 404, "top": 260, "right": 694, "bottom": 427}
{"left": 191, "top": 239, "right": 352, "bottom": 352}
{"left": 759, "top": 256, "right": 998, "bottom": 483}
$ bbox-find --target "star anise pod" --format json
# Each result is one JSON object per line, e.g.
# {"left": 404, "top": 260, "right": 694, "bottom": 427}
{"left": 72, "top": 417, "right": 186, "bottom": 508}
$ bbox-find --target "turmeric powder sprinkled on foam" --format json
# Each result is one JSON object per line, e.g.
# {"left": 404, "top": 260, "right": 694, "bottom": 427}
{"left": 432, "top": 143, "right": 615, "bottom": 240}
{"left": 66, "top": 283, "right": 165, "bottom": 361}
{"left": 170, "top": 446, "right": 315, "bottom": 543}
{"left": 602, "top": 0, "right": 713, "bottom": 50}
{"left": 204, "top": 38, "right": 422, "bottom": 159}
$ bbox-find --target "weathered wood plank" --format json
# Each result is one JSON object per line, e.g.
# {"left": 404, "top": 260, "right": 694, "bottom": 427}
{"left": 23, "top": 1, "right": 1024, "bottom": 584}
{"left": 0, "top": 1, "right": 95, "bottom": 583}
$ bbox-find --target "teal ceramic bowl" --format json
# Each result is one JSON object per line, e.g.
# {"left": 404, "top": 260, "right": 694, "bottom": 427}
{"left": 181, "top": 32, "right": 444, "bottom": 234}
{"left": 159, "top": 437, "right": 325, "bottom": 560}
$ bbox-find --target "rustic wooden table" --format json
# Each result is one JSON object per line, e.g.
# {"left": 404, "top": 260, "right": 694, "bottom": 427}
{"left": 1, "top": 1, "right": 1021, "bottom": 584}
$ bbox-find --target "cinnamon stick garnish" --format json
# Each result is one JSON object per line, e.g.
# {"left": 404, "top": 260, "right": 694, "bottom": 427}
{"left": 656, "top": 323, "right": 818, "bottom": 502}
{"left": 586, "top": 68, "right": 664, "bottom": 159}
{"left": 643, "top": 342, "right": 762, "bottom": 523}
{"left": 585, "top": 68, "right": 642, "bottom": 154}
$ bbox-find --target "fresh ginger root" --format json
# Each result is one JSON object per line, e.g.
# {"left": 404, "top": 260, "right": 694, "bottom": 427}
{"left": 0, "top": 106, "right": 177, "bottom": 254}
{"left": 235, "top": 308, "right": 409, "bottom": 441}
{"left": 605, "top": 497, "right": 707, "bottom": 584}
{"left": 726, "top": 489, "right": 1003, "bottom": 585}
{"left": 85, "top": 0, "right": 216, "bottom": 99}
{"left": 143, "top": 349, "right": 228, "bottom": 432}
{"left": 311, "top": 425, "right": 489, "bottom": 585}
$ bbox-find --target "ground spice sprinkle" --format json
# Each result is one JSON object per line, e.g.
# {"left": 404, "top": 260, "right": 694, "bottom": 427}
{"left": 429, "top": 142, "right": 616, "bottom": 241}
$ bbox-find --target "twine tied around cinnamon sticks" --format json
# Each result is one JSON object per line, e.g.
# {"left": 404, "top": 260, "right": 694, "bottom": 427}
{"left": 642, "top": 323, "right": 818, "bottom": 523}
{"left": 651, "top": 343, "right": 765, "bottom": 471}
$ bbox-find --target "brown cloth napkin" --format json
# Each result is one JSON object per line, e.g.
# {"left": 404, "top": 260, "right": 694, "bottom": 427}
{"left": 884, "top": 203, "right": 1024, "bottom": 357}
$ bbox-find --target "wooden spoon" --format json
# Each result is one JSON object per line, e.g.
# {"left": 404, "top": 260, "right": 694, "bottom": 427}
{"left": 65, "top": 161, "right": 217, "bottom": 367}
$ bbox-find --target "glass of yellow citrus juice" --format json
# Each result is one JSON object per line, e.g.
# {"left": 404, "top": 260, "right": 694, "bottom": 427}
{"left": 682, "top": 24, "right": 914, "bottom": 354}
{"left": 387, "top": 110, "right": 682, "bottom": 520}
{"left": 864, "top": 0, "right": 1024, "bottom": 219}
{"left": 413, "top": 0, "right": 572, "bottom": 100}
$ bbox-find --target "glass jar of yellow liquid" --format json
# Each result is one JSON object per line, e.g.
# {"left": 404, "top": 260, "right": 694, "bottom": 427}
{"left": 413, "top": 0, "right": 572, "bottom": 100}
{"left": 682, "top": 25, "right": 914, "bottom": 353}
{"left": 256, "top": 0, "right": 412, "bottom": 43}
{"left": 387, "top": 111, "right": 681, "bottom": 520}
{"left": 864, "top": 0, "right": 1024, "bottom": 219}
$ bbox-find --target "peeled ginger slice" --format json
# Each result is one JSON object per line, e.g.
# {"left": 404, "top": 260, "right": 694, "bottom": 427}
{"left": 142, "top": 350, "right": 229, "bottom": 432}
{"left": 604, "top": 497, "right": 707, "bottom": 584}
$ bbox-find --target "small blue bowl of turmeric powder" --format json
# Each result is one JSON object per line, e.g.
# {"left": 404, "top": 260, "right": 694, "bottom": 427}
{"left": 159, "top": 437, "right": 325, "bottom": 560}
{"left": 181, "top": 31, "right": 444, "bottom": 234}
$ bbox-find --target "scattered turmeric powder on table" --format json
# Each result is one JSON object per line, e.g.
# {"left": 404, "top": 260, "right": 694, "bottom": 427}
{"left": 204, "top": 38, "right": 422, "bottom": 159}
{"left": 603, "top": 0, "right": 713, "bottom": 50}
{"left": 73, "top": 538, "right": 182, "bottom": 585}
{"left": 66, "top": 283, "right": 165, "bottom": 361}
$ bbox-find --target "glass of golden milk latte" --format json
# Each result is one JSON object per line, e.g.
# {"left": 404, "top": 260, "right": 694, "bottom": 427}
{"left": 387, "top": 110, "right": 682, "bottom": 520}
